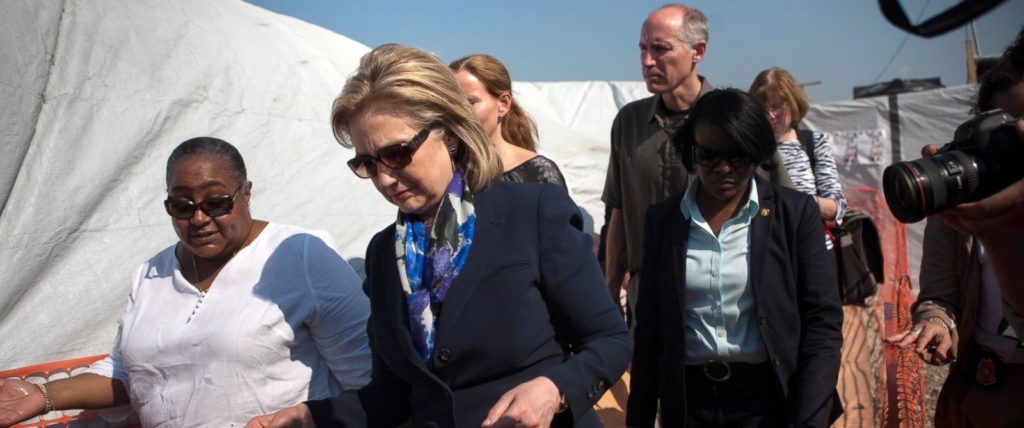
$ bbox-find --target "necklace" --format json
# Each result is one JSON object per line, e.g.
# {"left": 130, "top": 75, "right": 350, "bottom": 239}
{"left": 183, "top": 222, "right": 262, "bottom": 293}
{"left": 189, "top": 252, "right": 210, "bottom": 292}
{"left": 190, "top": 250, "right": 199, "bottom": 286}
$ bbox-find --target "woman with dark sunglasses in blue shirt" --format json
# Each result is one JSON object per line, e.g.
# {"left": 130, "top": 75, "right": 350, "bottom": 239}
{"left": 627, "top": 89, "right": 844, "bottom": 428}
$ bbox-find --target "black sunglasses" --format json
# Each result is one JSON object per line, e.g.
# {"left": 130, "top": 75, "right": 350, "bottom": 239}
{"left": 164, "top": 185, "right": 244, "bottom": 220}
{"left": 347, "top": 127, "right": 433, "bottom": 179}
{"left": 692, "top": 144, "right": 753, "bottom": 168}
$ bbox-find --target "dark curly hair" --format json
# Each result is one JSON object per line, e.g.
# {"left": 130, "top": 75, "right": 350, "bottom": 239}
{"left": 976, "top": 26, "right": 1024, "bottom": 113}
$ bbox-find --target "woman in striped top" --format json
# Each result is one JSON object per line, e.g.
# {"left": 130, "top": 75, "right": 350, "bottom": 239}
{"left": 749, "top": 67, "right": 847, "bottom": 225}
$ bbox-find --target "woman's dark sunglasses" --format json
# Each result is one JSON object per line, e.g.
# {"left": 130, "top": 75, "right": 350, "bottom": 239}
{"left": 692, "top": 144, "right": 753, "bottom": 168}
{"left": 347, "top": 127, "right": 432, "bottom": 179}
{"left": 164, "top": 185, "right": 244, "bottom": 220}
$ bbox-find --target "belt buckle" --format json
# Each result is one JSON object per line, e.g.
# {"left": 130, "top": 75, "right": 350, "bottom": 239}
{"left": 703, "top": 360, "right": 731, "bottom": 382}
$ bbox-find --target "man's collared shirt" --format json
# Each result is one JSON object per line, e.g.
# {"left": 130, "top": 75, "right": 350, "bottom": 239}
{"left": 598, "top": 76, "right": 712, "bottom": 274}
{"left": 602, "top": 77, "right": 714, "bottom": 273}
{"left": 679, "top": 176, "right": 768, "bottom": 364}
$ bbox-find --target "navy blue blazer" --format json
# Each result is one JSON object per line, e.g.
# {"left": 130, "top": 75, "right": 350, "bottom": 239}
{"left": 626, "top": 176, "right": 843, "bottom": 427}
{"left": 308, "top": 181, "right": 630, "bottom": 427}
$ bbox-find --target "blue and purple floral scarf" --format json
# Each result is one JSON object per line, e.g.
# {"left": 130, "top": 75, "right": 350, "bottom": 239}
{"left": 394, "top": 170, "right": 476, "bottom": 365}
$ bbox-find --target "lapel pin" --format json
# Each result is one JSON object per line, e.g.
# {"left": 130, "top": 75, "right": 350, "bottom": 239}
{"left": 760, "top": 208, "right": 770, "bottom": 217}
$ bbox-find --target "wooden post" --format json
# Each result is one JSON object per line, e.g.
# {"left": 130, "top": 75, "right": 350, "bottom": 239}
{"left": 966, "top": 40, "right": 978, "bottom": 84}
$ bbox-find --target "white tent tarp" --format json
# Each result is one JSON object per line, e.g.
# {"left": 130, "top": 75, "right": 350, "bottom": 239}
{"left": 1, "top": 0, "right": 976, "bottom": 369}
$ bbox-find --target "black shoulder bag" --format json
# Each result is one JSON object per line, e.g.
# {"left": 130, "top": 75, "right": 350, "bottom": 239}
{"left": 796, "top": 130, "right": 884, "bottom": 306}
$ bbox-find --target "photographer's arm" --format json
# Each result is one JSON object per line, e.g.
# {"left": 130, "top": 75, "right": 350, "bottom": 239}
{"left": 940, "top": 191, "right": 1024, "bottom": 316}
{"left": 884, "top": 217, "right": 961, "bottom": 364}
{"left": 927, "top": 120, "right": 1024, "bottom": 315}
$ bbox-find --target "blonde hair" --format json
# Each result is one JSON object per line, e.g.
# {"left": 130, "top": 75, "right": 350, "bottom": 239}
{"left": 331, "top": 44, "right": 502, "bottom": 191}
{"left": 748, "top": 67, "right": 810, "bottom": 126}
{"left": 449, "top": 54, "right": 538, "bottom": 152}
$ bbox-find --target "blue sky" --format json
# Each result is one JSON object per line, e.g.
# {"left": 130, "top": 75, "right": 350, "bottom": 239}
{"left": 247, "top": 1, "right": 1022, "bottom": 103}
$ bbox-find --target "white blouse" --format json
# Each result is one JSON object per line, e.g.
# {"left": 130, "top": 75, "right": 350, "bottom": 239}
{"left": 86, "top": 223, "right": 371, "bottom": 427}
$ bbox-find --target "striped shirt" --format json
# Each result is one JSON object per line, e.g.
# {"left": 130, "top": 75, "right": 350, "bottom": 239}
{"left": 777, "top": 131, "right": 847, "bottom": 224}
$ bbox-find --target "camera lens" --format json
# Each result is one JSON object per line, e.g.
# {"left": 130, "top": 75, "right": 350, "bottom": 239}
{"left": 882, "top": 150, "right": 979, "bottom": 223}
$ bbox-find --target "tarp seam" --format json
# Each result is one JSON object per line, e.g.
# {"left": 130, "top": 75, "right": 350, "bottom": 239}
{"left": 0, "top": 0, "right": 68, "bottom": 218}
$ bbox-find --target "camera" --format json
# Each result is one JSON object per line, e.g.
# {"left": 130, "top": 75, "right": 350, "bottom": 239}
{"left": 882, "top": 110, "right": 1024, "bottom": 223}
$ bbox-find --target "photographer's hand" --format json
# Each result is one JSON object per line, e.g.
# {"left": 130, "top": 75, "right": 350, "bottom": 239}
{"left": 920, "top": 121, "right": 1024, "bottom": 236}
{"left": 938, "top": 179, "right": 1024, "bottom": 238}
{"left": 884, "top": 320, "right": 954, "bottom": 365}
{"left": 925, "top": 121, "right": 1024, "bottom": 236}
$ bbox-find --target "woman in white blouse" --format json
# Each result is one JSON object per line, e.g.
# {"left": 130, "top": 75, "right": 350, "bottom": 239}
{"left": 0, "top": 137, "right": 372, "bottom": 427}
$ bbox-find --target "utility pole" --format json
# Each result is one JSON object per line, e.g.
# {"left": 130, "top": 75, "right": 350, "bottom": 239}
{"left": 967, "top": 41, "right": 978, "bottom": 83}
{"left": 966, "top": 20, "right": 982, "bottom": 83}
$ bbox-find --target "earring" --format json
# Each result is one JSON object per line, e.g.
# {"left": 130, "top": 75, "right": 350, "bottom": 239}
{"left": 447, "top": 144, "right": 458, "bottom": 157}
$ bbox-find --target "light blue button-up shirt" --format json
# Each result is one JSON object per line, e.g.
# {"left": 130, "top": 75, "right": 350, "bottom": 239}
{"left": 679, "top": 177, "right": 768, "bottom": 364}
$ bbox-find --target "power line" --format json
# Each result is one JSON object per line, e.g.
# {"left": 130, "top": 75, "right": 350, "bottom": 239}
{"left": 872, "top": 0, "right": 934, "bottom": 83}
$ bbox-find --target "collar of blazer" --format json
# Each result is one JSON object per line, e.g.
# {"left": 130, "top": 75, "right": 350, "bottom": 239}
{"left": 749, "top": 175, "right": 778, "bottom": 289}
{"left": 431, "top": 186, "right": 504, "bottom": 350}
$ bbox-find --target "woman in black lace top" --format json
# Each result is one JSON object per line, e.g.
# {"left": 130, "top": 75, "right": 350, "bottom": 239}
{"left": 450, "top": 54, "right": 567, "bottom": 188}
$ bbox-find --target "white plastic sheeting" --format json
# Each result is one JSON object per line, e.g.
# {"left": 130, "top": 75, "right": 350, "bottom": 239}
{"left": 0, "top": 0, "right": 976, "bottom": 369}
{"left": 1, "top": 0, "right": 376, "bottom": 368}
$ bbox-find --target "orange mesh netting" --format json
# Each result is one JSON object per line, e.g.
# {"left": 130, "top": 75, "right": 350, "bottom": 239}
{"left": 844, "top": 186, "right": 926, "bottom": 428}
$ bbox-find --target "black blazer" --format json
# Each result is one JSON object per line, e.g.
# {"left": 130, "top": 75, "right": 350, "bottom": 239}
{"left": 626, "top": 176, "right": 843, "bottom": 427}
{"left": 308, "top": 181, "right": 630, "bottom": 427}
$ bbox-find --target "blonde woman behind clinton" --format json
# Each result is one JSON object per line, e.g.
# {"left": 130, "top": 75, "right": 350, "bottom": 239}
{"left": 450, "top": 54, "right": 567, "bottom": 188}
{"left": 749, "top": 67, "right": 846, "bottom": 224}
